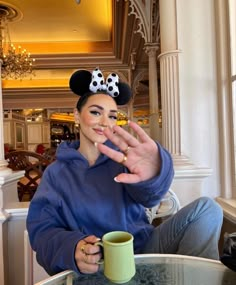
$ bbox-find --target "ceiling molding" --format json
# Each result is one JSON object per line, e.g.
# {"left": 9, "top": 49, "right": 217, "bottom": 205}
{"left": 1, "top": 0, "right": 159, "bottom": 116}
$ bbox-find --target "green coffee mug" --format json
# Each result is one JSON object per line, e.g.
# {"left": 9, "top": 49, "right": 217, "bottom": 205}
{"left": 96, "top": 231, "right": 136, "bottom": 284}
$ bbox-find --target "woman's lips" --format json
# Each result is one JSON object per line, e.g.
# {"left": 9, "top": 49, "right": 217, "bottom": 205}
{"left": 93, "top": 128, "right": 105, "bottom": 135}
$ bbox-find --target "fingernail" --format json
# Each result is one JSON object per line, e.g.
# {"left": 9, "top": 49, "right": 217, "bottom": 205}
{"left": 114, "top": 177, "right": 120, "bottom": 183}
{"left": 94, "top": 142, "right": 97, "bottom": 147}
{"left": 96, "top": 238, "right": 101, "bottom": 241}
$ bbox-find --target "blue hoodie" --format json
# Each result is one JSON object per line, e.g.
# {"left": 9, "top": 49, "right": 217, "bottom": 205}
{"left": 26, "top": 139, "right": 174, "bottom": 275}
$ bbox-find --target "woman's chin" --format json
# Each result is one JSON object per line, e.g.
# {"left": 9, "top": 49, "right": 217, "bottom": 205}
{"left": 95, "top": 137, "right": 107, "bottom": 144}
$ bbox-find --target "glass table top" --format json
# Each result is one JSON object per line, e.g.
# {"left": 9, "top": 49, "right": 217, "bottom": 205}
{"left": 35, "top": 254, "right": 236, "bottom": 285}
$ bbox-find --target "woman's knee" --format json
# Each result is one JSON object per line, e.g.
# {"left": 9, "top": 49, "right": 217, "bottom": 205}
{"left": 196, "top": 196, "right": 223, "bottom": 222}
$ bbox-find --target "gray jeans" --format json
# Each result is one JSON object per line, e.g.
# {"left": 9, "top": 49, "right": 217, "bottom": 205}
{"left": 141, "top": 197, "right": 223, "bottom": 260}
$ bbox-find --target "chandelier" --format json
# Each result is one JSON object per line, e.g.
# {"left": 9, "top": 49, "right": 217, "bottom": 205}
{"left": 0, "top": 5, "right": 35, "bottom": 79}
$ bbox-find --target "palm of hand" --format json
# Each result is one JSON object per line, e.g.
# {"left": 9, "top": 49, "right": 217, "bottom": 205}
{"left": 97, "top": 121, "right": 161, "bottom": 184}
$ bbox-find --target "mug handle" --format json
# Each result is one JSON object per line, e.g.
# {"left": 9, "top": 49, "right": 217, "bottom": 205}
{"left": 95, "top": 241, "right": 104, "bottom": 264}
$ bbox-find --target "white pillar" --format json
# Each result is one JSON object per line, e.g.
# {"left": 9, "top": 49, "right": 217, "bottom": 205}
{"left": 0, "top": 60, "right": 11, "bottom": 176}
{"left": 0, "top": 58, "right": 19, "bottom": 285}
{"left": 158, "top": 0, "right": 181, "bottom": 155}
{"left": 158, "top": 0, "right": 191, "bottom": 166}
{"left": 0, "top": 59, "right": 9, "bottom": 284}
{"left": 158, "top": 0, "right": 212, "bottom": 207}
{"left": 159, "top": 50, "right": 181, "bottom": 155}
{"left": 145, "top": 44, "right": 161, "bottom": 142}
{"left": 0, "top": 176, "right": 10, "bottom": 285}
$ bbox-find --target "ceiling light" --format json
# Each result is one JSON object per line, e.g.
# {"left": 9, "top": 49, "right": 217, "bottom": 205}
{"left": 0, "top": 5, "right": 35, "bottom": 79}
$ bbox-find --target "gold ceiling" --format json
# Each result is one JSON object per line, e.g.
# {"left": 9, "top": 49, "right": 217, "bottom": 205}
{"left": 2, "top": 0, "right": 156, "bottom": 120}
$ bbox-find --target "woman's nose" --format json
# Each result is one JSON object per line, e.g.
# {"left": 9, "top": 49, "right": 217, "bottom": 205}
{"left": 99, "top": 116, "right": 109, "bottom": 127}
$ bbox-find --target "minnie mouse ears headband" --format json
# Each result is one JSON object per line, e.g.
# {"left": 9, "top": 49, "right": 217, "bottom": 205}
{"left": 69, "top": 67, "right": 132, "bottom": 105}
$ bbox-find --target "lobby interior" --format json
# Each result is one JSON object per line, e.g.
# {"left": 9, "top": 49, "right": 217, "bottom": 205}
{"left": 0, "top": 1, "right": 235, "bottom": 284}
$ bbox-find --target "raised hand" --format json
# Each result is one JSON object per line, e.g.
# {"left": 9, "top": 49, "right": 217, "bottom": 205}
{"left": 96, "top": 121, "right": 161, "bottom": 183}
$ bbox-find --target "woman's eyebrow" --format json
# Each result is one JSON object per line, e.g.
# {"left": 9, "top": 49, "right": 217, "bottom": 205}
{"left": 88, "top": 104, "right": 117, "bottom": 113}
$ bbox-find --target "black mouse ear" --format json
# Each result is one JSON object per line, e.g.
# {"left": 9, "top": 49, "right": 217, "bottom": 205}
{"left": 115, "top": 82, "right": 132, "bottom": 105}
{"left": 69, "top": 70, "right": 92, "bottom": 96}
{"left": 69, "top": 68, "right": 132, "bottom": 105}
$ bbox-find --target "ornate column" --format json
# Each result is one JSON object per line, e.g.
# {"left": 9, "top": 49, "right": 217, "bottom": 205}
{"left": 128, "top": 0, "right": 161, "bottom": 141}
{"left": 0, "top": 179, "right": 10, "bottom": 285}
{"left": 0, "top": 58, "right": 23, "bottom": 285}
{"left": 0, "top": 59, "right": 12, "bottom": 280}
{"left": 145, "top": 44, "right": 160, "bottom": 141}
{"left": 0, "top": 59, "right": 10, "bottom": 285}
{"left": 158, "top": 50, "right": 181, "bottom": 156}
{"left": 158, "top": 0, "right": 212, "bottom": 207}
{"left": 158, "top": 0, "right": 196, "bottom": 168}
{"left": 0, "top": 61, "right": 11, "bottom": 177}
{"left": 158, "top": 0, "right": 182, "bottom": 157}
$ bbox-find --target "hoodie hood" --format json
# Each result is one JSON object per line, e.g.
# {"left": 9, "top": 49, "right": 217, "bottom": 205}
{"left": 55, "top": 139, "right": 119, "bottom": 166}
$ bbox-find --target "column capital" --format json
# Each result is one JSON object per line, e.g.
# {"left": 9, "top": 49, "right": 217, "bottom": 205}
{"left": 158, "top": 49, "right": 182, "bottom": 60}
{"left": 144, "top": 43, "right": 160, "bottom": 57}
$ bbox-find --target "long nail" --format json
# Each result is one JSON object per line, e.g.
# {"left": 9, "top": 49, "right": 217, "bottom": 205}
{"left": 114, "top": 177, "right": 120, "bottom": 183}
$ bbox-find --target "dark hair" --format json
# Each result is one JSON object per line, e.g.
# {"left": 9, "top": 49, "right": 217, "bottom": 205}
{"left": 69, "top": 68, "right": 132, "bottom": 109}
{"left": 76, "top": 91, "right": 113, "bottom": 112}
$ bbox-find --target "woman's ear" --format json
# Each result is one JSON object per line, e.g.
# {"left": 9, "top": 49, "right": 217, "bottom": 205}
{"left": 74, "top": 108, "right": 80, "bottom": 124}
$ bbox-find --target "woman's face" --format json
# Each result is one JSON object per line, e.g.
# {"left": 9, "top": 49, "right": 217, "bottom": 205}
{"left": 75, "top": 94, "right": 118, "bottom": 145}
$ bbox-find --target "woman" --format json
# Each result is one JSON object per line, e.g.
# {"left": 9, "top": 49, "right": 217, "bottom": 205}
{"left": 27, "top": 68, "right": 223, "bottom": 276}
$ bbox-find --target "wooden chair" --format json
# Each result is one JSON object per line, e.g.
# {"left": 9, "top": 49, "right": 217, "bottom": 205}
{"left": 5, "top": 151, "right": 50, "bottom": 201}
{"left": 43, "top": 147, "right": 57, "bottom": 163}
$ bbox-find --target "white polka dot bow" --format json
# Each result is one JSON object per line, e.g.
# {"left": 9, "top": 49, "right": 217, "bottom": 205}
{"left": 89, "top": 67, "right": 120, "bottom": 97}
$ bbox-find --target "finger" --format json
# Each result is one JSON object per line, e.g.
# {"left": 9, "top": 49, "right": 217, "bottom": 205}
{"left": 82, "top": 236, "right": 101, "bottom": 254}
{"left": 104, "top": 125, "right": 139, "bottom": 148}
{"left": 115, "top": 173, "right": 141, "bottom": 184}
{"left": 125, "top": 121, "right": 151, "bottom": 143}
{"left": 84, "top": 243, "right": 102, "bottom": 255}
{"left": 75, "top": 247, "right": 100, "bottom": 274}
{"left": 96, "top": 143, "right": 128, "bottom": 164}
{"left": 79, "top": 261, "right": 99, "bottom": 274}
{"left": 83, "top": 235, "right": 101, "bottom": 244}
{"left": 85, "top": 252, "right": 102, "bottom": 264}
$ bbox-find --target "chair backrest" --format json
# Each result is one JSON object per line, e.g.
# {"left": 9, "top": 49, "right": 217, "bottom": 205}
{"left": 43, "top": 147, "right": 57, "bottom": 163}
{"left": 146, "top": 189, "right": 181, "bottom": 224}
{"left": 5, "top": 151, "right": 50, "bottom": 201}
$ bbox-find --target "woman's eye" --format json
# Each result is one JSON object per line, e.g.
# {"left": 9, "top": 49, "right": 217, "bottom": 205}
{"left": 90, "top": 110, "right": 100, "bottom": 116}
{"left": 110, "top": 115, "right": 117, "bottom": 120}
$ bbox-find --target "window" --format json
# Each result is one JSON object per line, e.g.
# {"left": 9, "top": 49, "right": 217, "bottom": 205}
{"left": 216, "top": 0, "right": 236, "bottom": 222}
